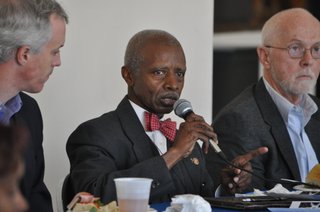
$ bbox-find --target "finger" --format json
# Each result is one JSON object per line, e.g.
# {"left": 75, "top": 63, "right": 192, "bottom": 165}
{"left": 233, "top": 164, "right": 252, "bottom": 185}
{"left": 186, "top": 113, "right": 205, "bottom": 122}
{"left": 233, "top": 176, "right": 239, "bottom": 183}
{"left": 224, "top": 163, "right": 241, "bottom": 175}
{"left": 198, "top": 136, "right": 219, "bottom": 154}
{"left": 233, "top": 156, "right": 252, "bottom": 174}
{"left": 194, "top": 125, "right": 217, "bottom": 142}
{"left": 233, "top": 167, "right": 241, "bottom": 175}
{"left": 198, "top": 121, "right": 214, "bottom": 130}
{"left": 228, "top": 184, "right": 237, "bottom": 194}
{"left": 236, "top": 176, "right": 251, "bottom": 188}
{"left": 235, "top": 175, "right": 251, "bottom": 189}
{"left": 190, "top": 122, "right": 215, "bottom": 138}
{"left": 222, "top": 166, "right": 240, "bottom": 178}
{"left": 247, "top": 147, "right": 269, "bottom": 159}
{"left": 233, "top": 147, "right": 268, "bottom": 165}
{"left": 199, "top": 134, "right": 217, "bottom": 144}
{"left": 235, "top": 168, "right": 251, "bottom": 183}
{"left": 202, "top": 138, "right": 210, "bottom": 154}
{"left": 228, "top": 183, "right": 234, "bottom": 189}
{"left": 232, "top": 159, "right": 251, "bottom": 175}
{"left": 184, "top": 115, "right": 213, "bottom": 129}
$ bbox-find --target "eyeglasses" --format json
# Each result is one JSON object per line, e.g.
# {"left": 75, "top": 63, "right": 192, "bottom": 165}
{"left": 264, "top": 43, "right": 320, "bottom": 59}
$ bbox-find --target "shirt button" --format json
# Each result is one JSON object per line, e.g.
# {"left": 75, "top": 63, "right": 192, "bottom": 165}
{"left": 152, "top": 181, "right": 160, "bottom": 188}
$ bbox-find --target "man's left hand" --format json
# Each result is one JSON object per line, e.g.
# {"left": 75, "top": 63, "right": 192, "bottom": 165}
{"left": 220, "top": 147, "right": 268, "bottom": 195}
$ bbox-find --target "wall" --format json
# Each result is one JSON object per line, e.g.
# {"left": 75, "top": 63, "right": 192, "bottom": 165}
{"left": 30, "top": 0, "right": 213, "bottom": 210}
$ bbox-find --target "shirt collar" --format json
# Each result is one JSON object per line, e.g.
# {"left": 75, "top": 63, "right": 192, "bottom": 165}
{"left": 128, "top": 100, "right": 148, "bottom": 129}
{"left": 0, "top": 94, "right": 22, "bottom": 125}
{"left": 263, "top": 77, "right": 317, "bottom": 126}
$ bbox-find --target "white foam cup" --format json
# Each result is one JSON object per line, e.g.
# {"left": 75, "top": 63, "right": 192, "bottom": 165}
{"left": 114, "top": 177, "right": 153, "bottom": 212}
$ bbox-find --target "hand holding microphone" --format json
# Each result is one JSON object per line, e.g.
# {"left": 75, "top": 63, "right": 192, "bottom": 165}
{"left": 163, "top": 99, "right": 216, "bottom": 169}
{"left": 173, "top": 99, "right": 218, "bottom": 155}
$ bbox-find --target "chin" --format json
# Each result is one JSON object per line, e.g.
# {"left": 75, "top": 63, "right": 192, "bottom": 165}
{"left": 161, "top": 108, "right": 174, "bottom": 115}
{"left": 27, "top": 86, "right": 44, "bottom": 94}
{"left": 290, "top": 86, "right": 312, "bottom": 95}
{"left": 298, "top": 81, "right": 315, "bottom": 93}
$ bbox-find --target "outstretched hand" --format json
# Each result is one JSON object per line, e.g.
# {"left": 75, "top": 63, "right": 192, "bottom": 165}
{"left": 220, "top": 147, "right": 268, "bottom": 195}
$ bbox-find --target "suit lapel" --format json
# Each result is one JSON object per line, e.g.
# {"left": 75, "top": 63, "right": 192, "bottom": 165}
{"left": 115, "top": 96, "right": 158, "bottom": 162}
{"left": 254, "top": 79, "right": 301, "bottom": 180}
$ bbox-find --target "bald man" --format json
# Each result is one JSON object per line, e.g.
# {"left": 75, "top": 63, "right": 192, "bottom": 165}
{"left": 206, "top": 8, "right": 320, "bottom": 192}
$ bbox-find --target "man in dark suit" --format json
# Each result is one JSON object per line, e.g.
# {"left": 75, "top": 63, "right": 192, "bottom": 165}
{"left": 66, "top": 29, "right": 267, "bottom": 205}
{"left": 206, "top": 8, "right": 320, "bottom": 192}
{"left": 0, "top": 0, "right": 68, "bottom": 211}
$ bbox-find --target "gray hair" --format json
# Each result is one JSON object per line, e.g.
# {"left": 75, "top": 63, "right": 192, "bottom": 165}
{"left": 0, "top": 0, "right": 68, "bottom": 63}
{"left": 124, "top": 29, "right": 184, "bottom": 73}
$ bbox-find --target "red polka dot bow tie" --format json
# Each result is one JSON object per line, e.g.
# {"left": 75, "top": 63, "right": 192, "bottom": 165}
{"left": 144, "top": 112, "right": 176, "bottom": 142}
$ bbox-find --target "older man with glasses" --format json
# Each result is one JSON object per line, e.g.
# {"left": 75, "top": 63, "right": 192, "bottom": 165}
{"left": 205, "top": 8, "right": 320, "bottom": 193}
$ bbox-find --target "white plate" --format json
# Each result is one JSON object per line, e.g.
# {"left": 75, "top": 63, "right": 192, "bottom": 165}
{"left": 293, "top": 184, "right": 320, "bottom": 192}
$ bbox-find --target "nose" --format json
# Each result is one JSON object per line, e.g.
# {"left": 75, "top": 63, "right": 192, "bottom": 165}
{"left": 300, "top": 49, "right": 313, "bottom": 67}
{"left": 164, "top": 72, "right": 179, "bottom": 90}
{"left": 53, "top": 54, "right": 61, "bottom": 67}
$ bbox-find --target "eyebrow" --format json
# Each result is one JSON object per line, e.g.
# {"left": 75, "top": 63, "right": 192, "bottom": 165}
{"left": 287, "top": 40, "right": 320, "bottom": 46}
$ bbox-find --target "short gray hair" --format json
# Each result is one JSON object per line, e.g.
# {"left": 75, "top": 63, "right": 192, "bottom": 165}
{"left": 124, "top": 29, "right": 184, "bottom": 73}
{"left": 0, "top": 0, "right": 68, "bottom": 63}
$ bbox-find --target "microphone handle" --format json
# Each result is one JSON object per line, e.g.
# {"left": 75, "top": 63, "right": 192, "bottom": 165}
{"left": 209, "top": 139, "right": 225, "bottom": 156}
{"left": 212, "top": 143, "right": 320, "bottom": 189}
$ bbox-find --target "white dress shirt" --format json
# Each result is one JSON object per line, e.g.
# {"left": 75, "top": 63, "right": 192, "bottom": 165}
{"left": 129, "top": 100, "right": 168, "bottom": 155}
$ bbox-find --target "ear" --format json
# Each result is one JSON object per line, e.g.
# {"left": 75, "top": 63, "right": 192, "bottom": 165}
{"left": 16, "top": 45, "right": 31, "bottom": 65}
{"left": 257, "top": 47, "right": 270, "bottom": 69}
{"left": 121, "top": 66, "right": 134, "bottom": 86}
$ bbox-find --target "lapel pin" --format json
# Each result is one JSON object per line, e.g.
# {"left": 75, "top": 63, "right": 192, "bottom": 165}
{"left": 190, "top": 157, "right": 199, "bottom": 165}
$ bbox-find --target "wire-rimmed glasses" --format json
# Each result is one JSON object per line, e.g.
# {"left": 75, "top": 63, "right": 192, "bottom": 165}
{"left": 264, "top": 43, "right": 320, "bottom": 59}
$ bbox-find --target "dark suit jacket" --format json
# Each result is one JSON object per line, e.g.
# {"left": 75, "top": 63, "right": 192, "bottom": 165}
{"left": 205, "top": 79, "right": 320, "bottom": 192}
{"left": 66, "top": 96, "right": 214, "bottom": 204}
{"left": 12, "top": 92, "right": 53, "bottom": 212}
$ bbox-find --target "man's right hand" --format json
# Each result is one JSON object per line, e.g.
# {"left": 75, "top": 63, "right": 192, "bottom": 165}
{"left": 163, "top": 112, "right": 217, "bottom": 169}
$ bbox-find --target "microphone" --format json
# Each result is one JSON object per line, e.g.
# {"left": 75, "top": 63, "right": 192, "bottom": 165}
{"left": 173, "top": 99, "right": 227, "bottom": 160}
{"left": 173, "top": 99, "right": 320, "bottom": 189}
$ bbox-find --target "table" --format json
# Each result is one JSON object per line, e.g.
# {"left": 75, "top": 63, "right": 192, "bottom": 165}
{"left": 150, "top": 194, "right": 320, "bottom": 212}
{"left": 150, "top": 202, "right": 268, "bottom": 212}
{"left": 151, "top": 202, "right": 320, "bottom": 212}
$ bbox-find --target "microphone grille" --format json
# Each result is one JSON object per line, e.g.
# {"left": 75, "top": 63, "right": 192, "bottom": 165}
{"left": 174, "top": 99, "right": 193, "bottom": 118}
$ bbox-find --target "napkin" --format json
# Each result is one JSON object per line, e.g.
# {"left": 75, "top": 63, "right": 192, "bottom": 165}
{"left": 164, "top": 194, "right": 211, "bottom": 212}
{"left": 235, "top": 183, "right": 302, "bottom": 197}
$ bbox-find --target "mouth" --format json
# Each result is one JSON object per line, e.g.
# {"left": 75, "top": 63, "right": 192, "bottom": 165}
{"left": 160, "top": 93, "right": 179, "bottom": 106}
{"left": 296, "top": 74, "right": 313, "bottom": 81}
{"left": 296, "top": 69, "right": 315, "bottom": 81}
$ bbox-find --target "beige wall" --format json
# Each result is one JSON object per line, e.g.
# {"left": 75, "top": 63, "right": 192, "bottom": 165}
{"left": 31, "top": 0, "right": 213, "bottom": 210}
